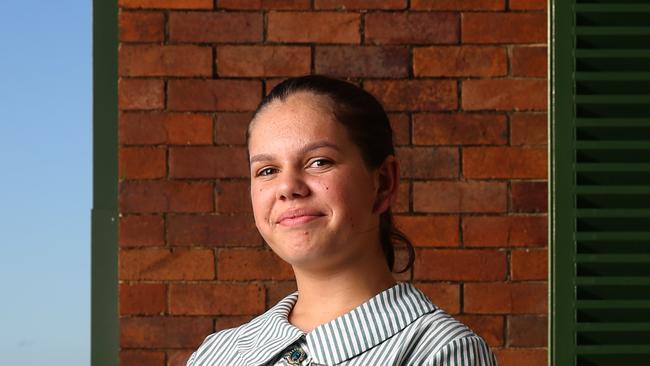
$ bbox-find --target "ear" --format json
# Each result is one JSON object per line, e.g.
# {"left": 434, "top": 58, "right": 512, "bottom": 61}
{"left": 372, "top": 155, "right": 400, "bottom": 214}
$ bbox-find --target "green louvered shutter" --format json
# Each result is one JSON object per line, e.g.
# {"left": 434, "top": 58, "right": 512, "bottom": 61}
{"left": 552, "top": 1, "right": 650, "bottom": 365}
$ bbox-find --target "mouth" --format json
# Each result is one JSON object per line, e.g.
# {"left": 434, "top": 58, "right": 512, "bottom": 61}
{"left": 276, "top": 208, "right": 325, "bottom": 227}
{"left": 278, "top": 214, "right": 324, "bottom": 227}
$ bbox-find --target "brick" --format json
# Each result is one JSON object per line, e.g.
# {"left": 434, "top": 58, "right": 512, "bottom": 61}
{"left": 168, "top": 79, "right": 261, "bottom": 112}
{"left": 215, "top": 316, "right": 254, "bottom": 331}
{"left": 119, "top": 181, "right": 213, "bottom": 213}
{"left": 315, "top": 46, "right": 409, "bottom": 78}
{"left": 415, "top": 283, "right": 460, "bottom": 314}
{"left": 412, "top": 113, "right": 507, "bottom": 145}
{"left": 219, "top": 0, "right": 310, "bottom": 9}
{"left": 120, "top": 350, "right": 165, "bottom": 366}
{"left": 119, "top": 283, "right": 166, "bottom": 315}
{"left": 168, "top": 350, "right": 195, "bottom": 366}
{"left": 169, "top": 12, "right": 262, "bottom": 43}
{"left": 216, "top": 180, "right": 252, "bottom": 214}
{"left": 463, "top": 216, "right": 547, "bottom": 247}
{"left": 511, "top": 181, "right": 547, "bottom": 213}
{"left": 217, "top": 249, "right": 294, "bottom": 280}
{"left": 389, "top": 114, "right": 409, "bottom": 146}
{"left": 119, "top": 45, "right": 212, "bottom": 77}
{"left": 415, "top": 249, "right": 506, "bottom": 281}
{"left": 215, "top": 113, "right": 252, "bottom": 145}
{"left": 463, "top": 147, "right": 547, "bottom": 179}
{"left": 120, "top": 248, "right": 215, "bottom": 280}
{"left": 315, "top": 0, "right": 406, "bottom": 9}
{"left": 509, "top": 0, "right": 546, "bottom": 10}
{"left": 462, "top": 79, "right": 547, "bottom": 111}
{"left": 119, "top": 11, "right": 165, "bottom": 42}
{"left": 167, "top": 214, "right": 261, "bottom": 246}
{"left": 511, "top": 113, "right": 547, "bottom": 146}
{"left": 455, "top": 315, "right": 504, "bottom": 347}
{"left": 393, "top": 181, "right": 409, "bottom": 213}
{"left": 494, "top": 348, "right": 547, "bottom": 366}
{"left": 511, "top": 248, "right": 548, "bottom": 280}
{"left": 365, "top": 80, "right": 457, "bottom": 111}
{"left": 413, "top": 181, "right": 507, "bottom": 213}
{"left": 119, "top": 0, "right": 212, "bottom": 9}
{"left": 462, "top": 13, "right": 546, "bottom": 44}
{"left": 169, "top": 283, "right": 265, "bottom": 315}
{"left": 512, "top": 46, "right": 547, "bottom": 78}
{"left": 169, "top": 146, "right": 248, "bottom": 178}
{"left": 119, "top": 215, "right": 165, "bottom": 247}
{"left": 508, "top": 315, "right": 547, "bottom": 347}
{"left": 394, "top": 215, "right": 459, "bottom": 247}
{"left": 411, "top": 0, "right": 504, "bottom": 10}
{"left": 119, "top": 112, "right": 213, "bottom": 145}
{"left": 266, "top": 282, "right": 298, "bottom": 307}
{"left": 414, "top": 46, "right": 507, "bottom": 77}
{"left": 120, "top": 317, "right": 212, "bottom": 348}
{"left": 218, "top": 46, "right": 310, "bottom": 77}
{"left": 268, "top": 12, "right": 360, "bottom": 44}
{"left": 464, "top": 282, "right": 547, "bottom": 314}
{"left": 118, "top": 79, "right": 164, "bottom": 110}
{"left": 366, "top": 12, "right": 458, "bottom": 45}
{"left": 396, "top": 147, "right": 458, "bottom": 179}
{"left": 119, "top": 147, "right": 166, "bottom": 179}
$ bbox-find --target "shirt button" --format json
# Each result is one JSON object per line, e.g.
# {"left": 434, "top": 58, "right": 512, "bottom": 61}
{"left": 284, "top": 346, "right": 307, "bottom": 365}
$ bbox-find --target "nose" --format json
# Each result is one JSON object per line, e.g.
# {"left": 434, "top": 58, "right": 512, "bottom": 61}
{"left": 276, "top": 168, "right": 310, "bottom": 201}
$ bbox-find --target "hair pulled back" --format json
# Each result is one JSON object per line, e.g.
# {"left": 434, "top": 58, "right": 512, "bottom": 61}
{"left": 248, "top": 75, "right": 415, "bottom": 274}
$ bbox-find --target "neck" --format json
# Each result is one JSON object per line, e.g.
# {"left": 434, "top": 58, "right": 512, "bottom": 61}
{"left": 288, "top": 250, "right": 397, "bottom": 333}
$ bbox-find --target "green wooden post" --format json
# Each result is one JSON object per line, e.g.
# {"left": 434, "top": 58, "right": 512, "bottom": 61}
{"left": 91, "top": 0, "right": 118, "bottom": 364}
{"left": 550, "top": 0, "right": 577, "bottom": 365}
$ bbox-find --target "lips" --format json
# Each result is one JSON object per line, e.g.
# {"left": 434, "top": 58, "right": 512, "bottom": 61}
{"left": 276, "top": 208, "right": 325, "bottom": 226}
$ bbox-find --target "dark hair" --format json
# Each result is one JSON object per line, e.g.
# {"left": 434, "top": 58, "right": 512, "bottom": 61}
{"left": 247, "top": 75, "right": 415, "bottom": 274}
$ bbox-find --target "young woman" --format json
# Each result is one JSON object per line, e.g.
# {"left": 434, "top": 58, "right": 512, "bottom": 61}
{"left": 187, "top": 75, "right": 498, "bottom": 366}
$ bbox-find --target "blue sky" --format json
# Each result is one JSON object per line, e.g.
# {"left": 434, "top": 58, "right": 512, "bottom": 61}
{"left": 0, "top": 1, "right": 91, "bottom": 364}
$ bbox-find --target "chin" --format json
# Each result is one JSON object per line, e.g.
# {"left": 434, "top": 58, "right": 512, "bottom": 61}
{"left": 267, "top": 235, "right": 328, "bottom": 266}
{"left": 272, "top": 249, "right": 320, "bottom": 269}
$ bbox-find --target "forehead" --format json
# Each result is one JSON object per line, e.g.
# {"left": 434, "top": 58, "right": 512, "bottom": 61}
{"left": 248, "top": 92, "right": 350, "bottom": 153}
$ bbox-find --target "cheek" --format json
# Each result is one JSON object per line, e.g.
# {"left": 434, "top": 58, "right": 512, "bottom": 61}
{"left": 250, "top": 184, "right": 272, "bottom": 224}
{"left": 316, "top": 180, "right": 330, "bottom": 192}
{"left": 321, "top": 176, "right": 373, "bottom": 216}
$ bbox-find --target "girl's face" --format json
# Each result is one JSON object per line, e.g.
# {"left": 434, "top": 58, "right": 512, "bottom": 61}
{"left": 248, "top": 92, "right": 383, "bottom": 271}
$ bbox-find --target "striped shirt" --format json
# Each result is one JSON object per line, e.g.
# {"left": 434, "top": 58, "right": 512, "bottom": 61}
{"left": 187, "top": 282, "right": 498, "bottom": 366}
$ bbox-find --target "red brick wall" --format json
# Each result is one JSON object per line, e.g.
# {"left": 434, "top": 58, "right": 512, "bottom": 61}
{"left": 117, "top": 1, "right": 548, "bottom": 365}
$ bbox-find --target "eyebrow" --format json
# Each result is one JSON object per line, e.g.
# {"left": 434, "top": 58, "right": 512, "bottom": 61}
{"left": 249, "top": 141, "right": 341, "bottom": 165}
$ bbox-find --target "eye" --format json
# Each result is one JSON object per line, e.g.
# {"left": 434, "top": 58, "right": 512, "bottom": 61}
{"left": 308, "top": 158, "right": 332, "bottom": 168}
{"left": 256, "top": 167, "right": 278, "bottom": 177}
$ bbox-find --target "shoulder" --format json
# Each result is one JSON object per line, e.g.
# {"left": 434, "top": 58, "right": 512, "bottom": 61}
{"left": 186, "top": 291, "right": 300, "bottom": 366}
{"left": 186, "top": 326, "right": 243, "bottom": 366}
{"left": 406, "top": 308, "right": 498, "bottom": 366}
{"left": 425, "top": 335, "right": 498, "bottom": 366}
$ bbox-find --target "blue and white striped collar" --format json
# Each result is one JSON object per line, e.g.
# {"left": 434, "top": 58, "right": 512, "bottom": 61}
{"left": 235, "top": 282, "right": 438, "bottom": 366}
